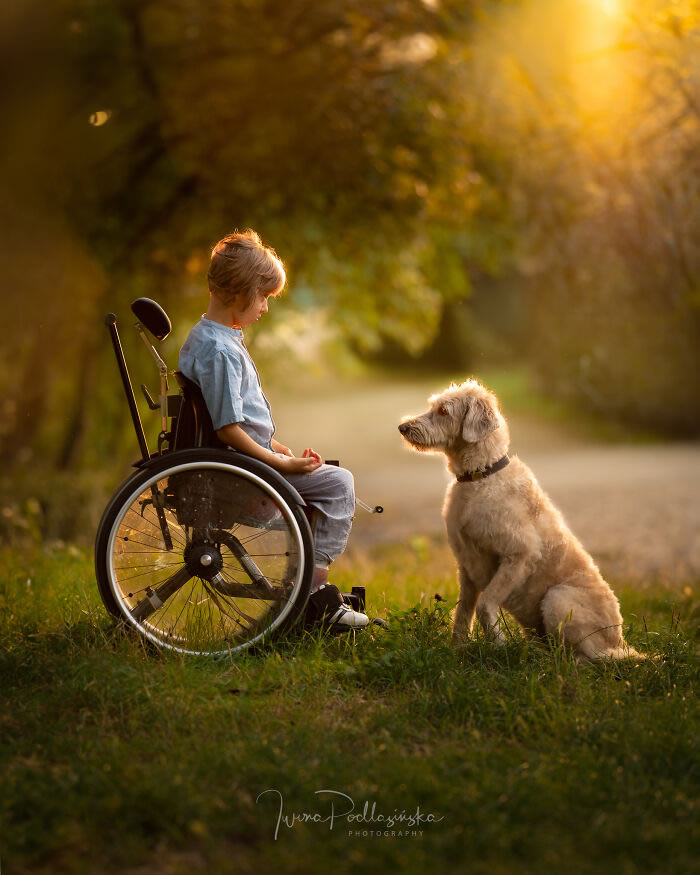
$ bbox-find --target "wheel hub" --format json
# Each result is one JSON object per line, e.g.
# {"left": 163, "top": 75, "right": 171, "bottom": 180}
{"left": 184, "top": 541, "right": 223, "bottom": 580}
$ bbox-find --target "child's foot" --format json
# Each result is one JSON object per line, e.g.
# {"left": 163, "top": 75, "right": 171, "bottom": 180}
{"left": 304, "top": 583, "right": 370, "bottom": 631}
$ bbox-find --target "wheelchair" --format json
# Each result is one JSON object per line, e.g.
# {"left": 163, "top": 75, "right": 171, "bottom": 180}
{"left": 94, "top": 298, "right": 372, "bottom": 656}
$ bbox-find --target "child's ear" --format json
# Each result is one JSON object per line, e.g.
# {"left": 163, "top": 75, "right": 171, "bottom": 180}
{"left": 228, "top": 291, "right": 246, "bottom": 308}
{"left": 462, "top": 397, "right": 499, "bottom": 442}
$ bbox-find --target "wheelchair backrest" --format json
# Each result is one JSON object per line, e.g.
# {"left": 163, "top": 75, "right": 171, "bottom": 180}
{"left": 172, "top": 371, "right": 227, "bottom": 451}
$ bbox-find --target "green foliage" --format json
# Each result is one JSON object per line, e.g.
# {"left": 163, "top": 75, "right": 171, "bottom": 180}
{"left": 0, "top": 0, "right": 698, "bottom": 548}
{"left": 0, "top": 0, "right": 493, "bottom": 481}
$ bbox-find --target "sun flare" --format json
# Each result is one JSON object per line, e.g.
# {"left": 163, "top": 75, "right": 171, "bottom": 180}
{"left": 598, "top": 0, "right": 621, "bottom": 17}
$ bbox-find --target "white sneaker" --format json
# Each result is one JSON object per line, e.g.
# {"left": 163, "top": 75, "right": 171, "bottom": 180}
{"left": 328, "top": 603, "right": 371, "bottom": 629}
{"left": 305, "top": 583, "right": 370, "bottom": 631}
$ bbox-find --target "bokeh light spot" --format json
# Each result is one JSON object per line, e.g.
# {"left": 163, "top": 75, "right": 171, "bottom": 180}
{"left": 89, "top": 111, "right": 112, "bottom": 127}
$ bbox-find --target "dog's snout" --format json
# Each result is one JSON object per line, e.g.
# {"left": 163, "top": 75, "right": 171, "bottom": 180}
{"left": 398, "top": 422, "right": 411, "bottom": 435}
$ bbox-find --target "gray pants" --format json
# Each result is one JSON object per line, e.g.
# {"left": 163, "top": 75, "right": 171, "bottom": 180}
{"left": 282, "top": 464, "right": 355, "bottom": 566}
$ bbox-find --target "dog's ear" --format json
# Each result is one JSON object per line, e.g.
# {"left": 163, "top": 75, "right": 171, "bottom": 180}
{"left": 462, "top": 396, "right": 499, "bottom": 442}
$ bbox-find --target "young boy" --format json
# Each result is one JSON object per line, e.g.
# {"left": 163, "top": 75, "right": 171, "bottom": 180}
{"left": 178, "top": 229, "right": 369, "bottom": 630}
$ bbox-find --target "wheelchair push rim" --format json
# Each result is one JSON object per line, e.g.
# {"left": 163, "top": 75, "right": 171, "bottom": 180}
{"left": 101, "top": 459, "right": 310, "bottom": 656}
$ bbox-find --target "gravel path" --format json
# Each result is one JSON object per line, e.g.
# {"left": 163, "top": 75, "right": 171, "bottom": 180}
{"left": 267, "top": 377, "right": 700, "bottom": 587}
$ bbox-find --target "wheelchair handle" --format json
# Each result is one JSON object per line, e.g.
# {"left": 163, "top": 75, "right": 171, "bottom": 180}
{"left": 105, "top": 313, "right": 150, "bottom": 461}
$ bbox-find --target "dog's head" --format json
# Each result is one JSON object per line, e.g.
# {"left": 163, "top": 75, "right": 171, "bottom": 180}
{"left": 398, "top": 379, "right": 507, "bottom": 453}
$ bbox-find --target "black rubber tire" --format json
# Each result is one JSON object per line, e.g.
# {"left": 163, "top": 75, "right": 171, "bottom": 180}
{"left": 94, "top": 449, "right": 314, "bottom": 655}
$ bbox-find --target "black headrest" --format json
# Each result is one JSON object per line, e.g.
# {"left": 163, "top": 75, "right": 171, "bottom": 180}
{"left": 131, "top": 298, "right": 172, "bottom": 341}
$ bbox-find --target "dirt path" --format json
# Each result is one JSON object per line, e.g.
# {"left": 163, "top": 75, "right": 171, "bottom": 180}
{"left": 266, "top": 376, "right": 700, "bottom": 587}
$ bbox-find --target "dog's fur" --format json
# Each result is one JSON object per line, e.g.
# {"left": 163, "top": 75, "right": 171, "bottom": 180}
{"left": 399, "top": 379, "right": 644, "bottom": 662}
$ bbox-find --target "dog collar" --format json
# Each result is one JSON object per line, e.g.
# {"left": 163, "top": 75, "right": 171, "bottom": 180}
{"left": 456, "top": 454, "right": 510, "bottom": 483}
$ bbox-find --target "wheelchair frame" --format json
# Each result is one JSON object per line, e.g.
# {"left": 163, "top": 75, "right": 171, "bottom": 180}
{"left": 95, "top": 298, "right": 361, "bottom": 656}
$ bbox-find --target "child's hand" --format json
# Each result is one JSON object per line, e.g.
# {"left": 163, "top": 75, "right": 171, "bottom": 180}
{"left": 277, "top": 455, "right": 322, "bottom": 474}
{"left": 302, "top": 448, "right": 323, "bottom": 464}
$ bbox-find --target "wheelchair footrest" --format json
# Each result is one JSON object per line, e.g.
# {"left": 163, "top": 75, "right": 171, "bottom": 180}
{"left": 342, "top": 586, "right": 366, "bottom": 613}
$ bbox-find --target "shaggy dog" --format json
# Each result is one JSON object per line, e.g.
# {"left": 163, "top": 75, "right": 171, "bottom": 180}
{"left": 398, "top": 379, "right": 644, "bottom": 663}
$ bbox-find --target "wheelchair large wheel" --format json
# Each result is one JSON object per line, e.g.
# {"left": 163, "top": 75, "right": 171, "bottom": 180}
{"left": 95, "top": 449, "right": 314, "bottom": 656}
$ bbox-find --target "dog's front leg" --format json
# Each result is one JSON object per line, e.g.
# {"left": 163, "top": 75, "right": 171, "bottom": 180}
{"left": 452, "top": 567, "right": 478, "bottom": 645}
{"left": 477, "top": 554, "right": 532, "bottom": 643}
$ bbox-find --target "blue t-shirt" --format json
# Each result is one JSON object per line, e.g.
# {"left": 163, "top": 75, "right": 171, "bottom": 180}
{"left": 178, "top": 317, "right": 275, "bottom": 449}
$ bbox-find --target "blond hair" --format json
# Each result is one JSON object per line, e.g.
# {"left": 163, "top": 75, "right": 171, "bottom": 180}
{"left": 207, "top": 229, "right": 286, "bottom": 308}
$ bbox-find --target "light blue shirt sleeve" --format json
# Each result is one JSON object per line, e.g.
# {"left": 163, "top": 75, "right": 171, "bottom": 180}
{"left": 194, "top": 347, "right": 244, "bottom": 431}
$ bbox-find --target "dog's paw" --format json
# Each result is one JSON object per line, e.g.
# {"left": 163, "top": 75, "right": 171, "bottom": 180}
{"left": 480, "top": 625, "right": 506, "bottom": 645}
{"left": 481, "top": 621, "right": 507, "bottom": 645}
{"left": 477, "top": 606, "right": 506, "bottom": 643}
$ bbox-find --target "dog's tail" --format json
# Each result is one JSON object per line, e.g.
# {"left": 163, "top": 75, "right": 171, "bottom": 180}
{"left": 583, "top": 642, "right": 648, "bottom": 662}
{"left": 604, "top": 643, "right": 647, "bottom": 661}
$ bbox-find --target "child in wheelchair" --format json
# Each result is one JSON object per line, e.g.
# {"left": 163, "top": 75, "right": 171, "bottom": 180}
{"left": 178, "top": 229, "right": 369, "bottom": 632}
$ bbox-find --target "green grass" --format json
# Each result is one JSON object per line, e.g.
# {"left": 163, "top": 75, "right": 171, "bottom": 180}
{"left": 0, "top": 544, "right": 697, "bottom": 874}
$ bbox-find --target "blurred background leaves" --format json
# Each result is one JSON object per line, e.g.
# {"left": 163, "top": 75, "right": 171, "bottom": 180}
{"left": 0, "top": 0, "right": 698, "bottom": 540}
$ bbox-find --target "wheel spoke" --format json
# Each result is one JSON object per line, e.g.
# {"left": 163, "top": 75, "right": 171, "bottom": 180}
{"left": 116, "top": 560, "right": 184, "bottom": 572}
{"left": 123, "top": 513, "right": 187, "bottom": 548}
{"left": 168, "top": 577, "right": 201, "bottom": 635}
{"left": 116, "top": 564, "right": 185, "bottom": 583}
{"left": 202, "top": 580, "right": 250, "bottom": 628}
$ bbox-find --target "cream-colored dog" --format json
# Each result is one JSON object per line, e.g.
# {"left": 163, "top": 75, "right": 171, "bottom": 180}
{"left": 398, "top": 379, "right": 644, "bottom": 662}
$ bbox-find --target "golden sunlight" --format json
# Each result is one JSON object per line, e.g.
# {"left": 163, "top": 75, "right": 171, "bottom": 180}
{"left": 598, "top": 0, "right": 621, "bottom": 17}
{"left": 570, "top": 0, "right": 633, "bottom": 132}
{"left": 469, "top": 0, "right": 643, "bottom": 151}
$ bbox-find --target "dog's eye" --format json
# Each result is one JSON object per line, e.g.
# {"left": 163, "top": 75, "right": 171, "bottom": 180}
{"left": 437, "top": 405, "right": 448, "bottom": 416}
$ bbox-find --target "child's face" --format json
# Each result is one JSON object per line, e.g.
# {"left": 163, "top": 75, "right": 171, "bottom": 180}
{"left": 231, "top": 289, "right": 272, "bottom": 328}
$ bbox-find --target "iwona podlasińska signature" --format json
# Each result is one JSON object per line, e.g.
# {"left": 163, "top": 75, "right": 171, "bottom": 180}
{"left": 256, "top": 788, "right": 445, "bottom": 840}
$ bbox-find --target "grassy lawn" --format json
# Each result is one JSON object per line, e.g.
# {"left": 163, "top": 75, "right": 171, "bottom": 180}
{"left": 0, "top": 544, "right": 697, "bottom": 874}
